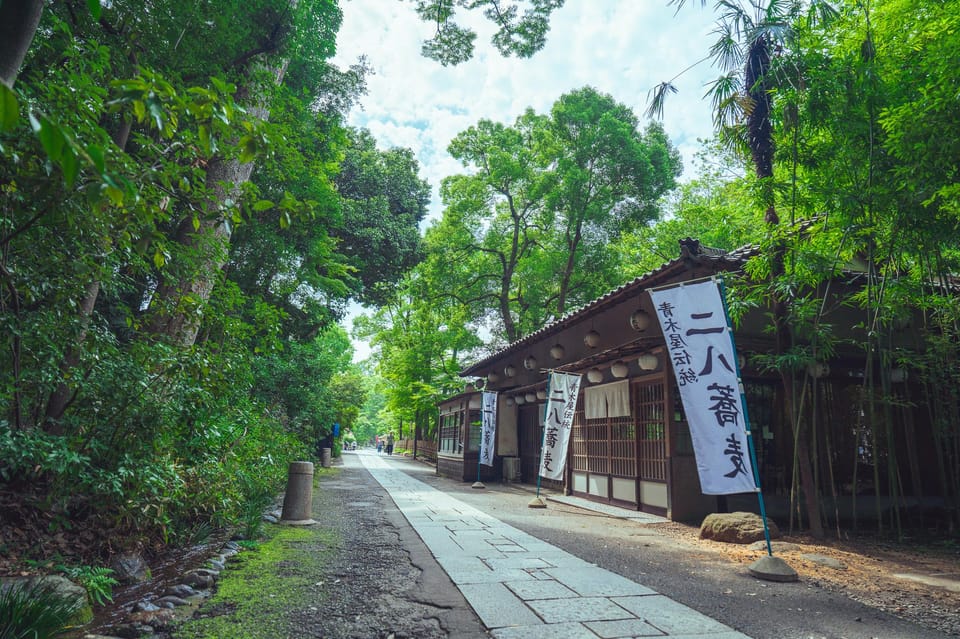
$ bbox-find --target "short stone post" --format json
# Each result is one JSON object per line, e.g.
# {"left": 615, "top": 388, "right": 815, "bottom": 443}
{"left": 280, "top": 461, "right": 316, "bottom": 525}
{"left": 321, "top": 447, "right": 332, "bottom": 468}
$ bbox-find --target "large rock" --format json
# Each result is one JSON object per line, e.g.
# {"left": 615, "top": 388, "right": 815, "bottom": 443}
{"left": 700, "top": 511, "right": 781, "bottom": 544}
{"left": 110, "top": 551, "right": 151, "bottom": 584}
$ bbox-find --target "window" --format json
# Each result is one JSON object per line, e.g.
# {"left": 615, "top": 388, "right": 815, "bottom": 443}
{"left": 439, "top": 412, "right": 462, "bottom": 455}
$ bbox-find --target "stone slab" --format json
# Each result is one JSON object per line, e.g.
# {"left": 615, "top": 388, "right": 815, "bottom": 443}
{"left": 611, "top": 595, "right": 734, "bottom": 635}
{"left": 446, "top": 567, "right": 536, "bottom": 585}
{"left": 584, "top": 618, "right": 667, "bottom": 638}
{"left": 459, "top": 582, "right": 542, "bottom": 628}
{"left": 546, "top": 566, "right": 658, "bottom": 597}
{"left": 526, "top": 596, "right": 635, "bottom": 623}
{"left": 504, "top": 579, "right": 578, "bottom": 600}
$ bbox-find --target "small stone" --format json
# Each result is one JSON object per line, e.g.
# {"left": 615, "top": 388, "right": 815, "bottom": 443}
{"left": 163, "top": 584, "right": 198, "bottom": 598}
{"left": 154, "top": 595, "right": 189, "bottom": 608}
{"left": 192, "top": 568, "right": 219, "bottom": 578}
{"left": 131, "top": 600, "right": 160, "bottom": 612}
{"left": 128, "top": 608, "right": 175, "bottom": 630}
{"left": 181, "top": 572, "right": 214, "bottom": 589}
{"left": 801, "top": 553, "right": 847, "bottom": 570}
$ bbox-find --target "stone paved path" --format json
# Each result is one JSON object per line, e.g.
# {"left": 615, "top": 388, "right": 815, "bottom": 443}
{"left": 356, "top": 451, "right": 752, "bottom": 639}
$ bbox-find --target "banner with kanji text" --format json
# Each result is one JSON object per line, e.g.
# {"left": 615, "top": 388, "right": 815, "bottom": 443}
{"left": 538, "top": 372, "right": 582, "bottom": 481}
{"left": 649, "top": 280, "right": 756, "bottom": 495}
{"left": 479, "top": 391, "right": 497, "bottom": 467}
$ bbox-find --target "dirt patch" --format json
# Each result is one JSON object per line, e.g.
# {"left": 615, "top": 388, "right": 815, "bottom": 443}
{"left": 656, "top": 521, "right": 960, "bottom": 636}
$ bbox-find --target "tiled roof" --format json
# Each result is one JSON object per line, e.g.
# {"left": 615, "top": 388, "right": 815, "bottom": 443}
{"left": 460, "top": 239, "right": 755, "bottom": 376}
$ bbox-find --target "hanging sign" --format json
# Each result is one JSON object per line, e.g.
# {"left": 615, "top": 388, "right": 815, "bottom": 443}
{"left": 649, "top": 280, "right": 756, "bottom": 495}
{"left": 479, "top": 391, "right": 498, "bottom": 466}
{"left": 538, "top": 372, "right": 582, "bottom": 480}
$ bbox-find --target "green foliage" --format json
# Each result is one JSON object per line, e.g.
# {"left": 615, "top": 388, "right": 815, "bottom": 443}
{"left": 0, "top": 579, "right": 83, "bottom": 639}
{"left": 57, "top": 565, "right": 119, "bottom": 607}
{"left": 413, "top": 0, "right": 564, "bottom": 66}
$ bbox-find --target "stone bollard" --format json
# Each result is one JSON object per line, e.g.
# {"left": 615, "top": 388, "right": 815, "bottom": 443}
{"left": 321, "top": 447, "right": 332, "bottom": 468}
{"left": 280, "top": 461, "right": 316, "bottom": 525}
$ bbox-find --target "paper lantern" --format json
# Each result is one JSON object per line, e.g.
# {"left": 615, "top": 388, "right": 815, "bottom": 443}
{"left": 549, "top": 344, "right": 566, "bottom": 360}
{"left": 523, "top": 355, "right": 538, "bottom": 370}
{"left": 584, "top": 330, "right": 601, "bottom": 348}
{"left": 610, "top": 361, "right": 629, "bottom": 378}
{"left": 629, "top": 309, "right": 651, "bottom": 331}
{"left": 586, "top": 368, "right": 604, "bottom": 383}
{"left": 504, "top": 364, "right": 516, "bottom": 378}
{"left": 638, "top": 353, "right": 659, "bottom": 370}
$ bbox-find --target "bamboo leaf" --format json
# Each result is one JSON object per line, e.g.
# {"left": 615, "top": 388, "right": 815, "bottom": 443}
{"left": 37, "top": 116, "right": 66, "bottom": 162}
{"left": 0, "top": 84, "right": 18, "bottom": 132}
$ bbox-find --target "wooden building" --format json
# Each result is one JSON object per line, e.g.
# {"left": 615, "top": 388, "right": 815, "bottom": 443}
{"left": 439, "top": 238, "right": 948, "bottom": 525}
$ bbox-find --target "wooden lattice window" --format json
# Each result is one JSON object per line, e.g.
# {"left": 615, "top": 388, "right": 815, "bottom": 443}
{"left": 635, "top": 381, "right": 666, "bottom": 481}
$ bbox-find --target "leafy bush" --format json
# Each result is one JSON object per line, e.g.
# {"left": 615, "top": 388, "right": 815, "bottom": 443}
{"left": 0, "top": 579, "right": 84, "bottom": 638}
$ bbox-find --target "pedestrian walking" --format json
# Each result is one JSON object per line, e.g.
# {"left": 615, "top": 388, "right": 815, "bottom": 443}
{"left": 386, "top": 433, "right": 395, "bottom": 455}
{"left": 376, "top": 437, "right": 383, "bottom": 454}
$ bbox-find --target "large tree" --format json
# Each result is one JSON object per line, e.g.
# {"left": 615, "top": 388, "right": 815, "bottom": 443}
{"left": 436, "top": 115, "right": 548, "bottom": 343}
{"left": 333, "top": 128, "right": 431, "bottom": 306}
{"left": 539, "top": 87, "right": 681, "bottom": 314}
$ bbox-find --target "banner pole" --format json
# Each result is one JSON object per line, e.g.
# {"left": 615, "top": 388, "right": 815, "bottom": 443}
{"left": 716, "top": 277, "right": 773, "bottom": 557}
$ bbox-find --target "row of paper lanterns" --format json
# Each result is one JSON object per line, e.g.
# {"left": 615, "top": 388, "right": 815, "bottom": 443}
{"left": 488, "top": 309, "right": 655, "bottom": 384}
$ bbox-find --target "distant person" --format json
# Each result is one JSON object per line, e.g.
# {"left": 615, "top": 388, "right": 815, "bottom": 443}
{"left": 376, "top": 437, "right": 383, "bottom": 454}
{"left": 386, "top": 433, "right": 395, "bottom": 456}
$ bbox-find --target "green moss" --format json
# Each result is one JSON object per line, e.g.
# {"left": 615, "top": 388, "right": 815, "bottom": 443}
{"left": 173, "top": 523, "right": 338, "bottom": 639}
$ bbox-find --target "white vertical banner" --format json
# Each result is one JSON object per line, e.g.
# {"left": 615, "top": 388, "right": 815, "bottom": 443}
{"left": 538, "top": 372, "right": 582, "bottom": 480}
{"left": 479, "top": 391, "right": 498, "bottom": 467}
{"left": 649, "top": 280, "right": 756, "bottom": 495}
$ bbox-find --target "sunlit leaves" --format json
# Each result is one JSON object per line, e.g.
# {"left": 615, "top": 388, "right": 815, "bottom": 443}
{"left": 413, "top": 0, "right": 563, "bottom": 65}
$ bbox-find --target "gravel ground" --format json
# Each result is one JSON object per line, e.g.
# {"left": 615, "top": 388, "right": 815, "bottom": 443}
{"left": 299, "top": 458, "right": 489, "bottom": 638}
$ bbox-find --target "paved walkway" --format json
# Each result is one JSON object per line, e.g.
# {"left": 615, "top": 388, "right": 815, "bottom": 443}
{"left": 356, "top": 452, "right": 751, "bottom": 639}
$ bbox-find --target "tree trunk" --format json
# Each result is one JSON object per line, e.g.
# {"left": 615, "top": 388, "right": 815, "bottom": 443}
{"left": 556, "top": 219, "right": 583, "bottom": 316}
{"left": 144, "top": 158, "right": 244, "bottom": 346}
{"left": 0, "top": 0, "right": 45, "bottom": 87}
{"left": 144, "top": 62, "right": 282, "bottom": 346}
{"left": 44, "top": 279, "right": 100, "bottom": 430}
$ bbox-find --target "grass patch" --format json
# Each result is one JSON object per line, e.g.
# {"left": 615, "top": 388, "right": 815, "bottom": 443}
{"left": 173, "top": 523, "right": 338, "bottom": 639}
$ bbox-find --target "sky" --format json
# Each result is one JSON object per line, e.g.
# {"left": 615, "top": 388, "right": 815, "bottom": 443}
{"left": 331, "top": 1, "right": 722, "bottom": 361}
